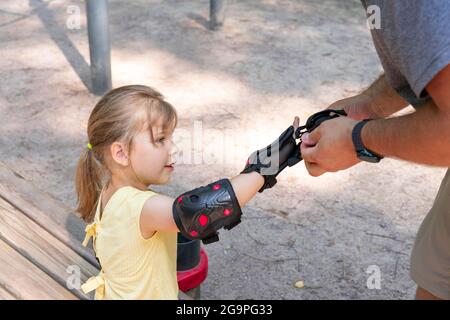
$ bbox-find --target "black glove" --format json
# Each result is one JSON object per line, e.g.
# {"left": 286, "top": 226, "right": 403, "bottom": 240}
{"left": 241, "top": 125, "right": 301, "bottom": 192}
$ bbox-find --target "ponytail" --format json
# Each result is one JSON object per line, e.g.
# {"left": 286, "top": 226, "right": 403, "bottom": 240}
{"left": 75, "top": 147, "right": 103, "bottom": 222}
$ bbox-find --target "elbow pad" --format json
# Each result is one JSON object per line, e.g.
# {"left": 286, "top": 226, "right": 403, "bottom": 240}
{"left": 172, "top": 179, "right": 242, "bottom": 244}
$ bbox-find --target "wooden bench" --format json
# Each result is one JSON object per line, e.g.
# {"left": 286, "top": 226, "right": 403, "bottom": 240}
{"left": 0, "top": 161, "right": 99, "bottom": 299}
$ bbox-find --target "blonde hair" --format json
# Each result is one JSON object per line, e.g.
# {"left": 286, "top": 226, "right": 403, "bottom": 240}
{"left": 75, "top": 85, "right": 177, "bottom": 222}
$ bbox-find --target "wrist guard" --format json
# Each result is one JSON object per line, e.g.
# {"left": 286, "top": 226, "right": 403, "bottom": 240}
{"left": 295, "top": 109, "right": 347, "bottom": 138}
{"left": 173, "top": 179, "right": 242, "bottom": 245}
{"left": 241, "top": 125, "right": 301, "bottom": 192}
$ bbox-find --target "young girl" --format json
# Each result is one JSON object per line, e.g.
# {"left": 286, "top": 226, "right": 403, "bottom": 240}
{"left": 75, "top": 85, "right": 301, "bottom": 300}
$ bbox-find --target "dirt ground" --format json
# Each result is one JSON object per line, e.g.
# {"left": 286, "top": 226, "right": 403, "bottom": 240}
{"left": 1, "top": 0, "right": 447, "bottom": 299}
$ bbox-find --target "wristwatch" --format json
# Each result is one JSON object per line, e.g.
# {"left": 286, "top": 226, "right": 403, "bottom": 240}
{"left": 352, "top": 120, "right": 384, "bottom": 163}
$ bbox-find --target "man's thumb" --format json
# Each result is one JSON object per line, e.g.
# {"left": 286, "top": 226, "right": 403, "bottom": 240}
{"left": 302, "top": 130, "right": 320, "bottom": 145}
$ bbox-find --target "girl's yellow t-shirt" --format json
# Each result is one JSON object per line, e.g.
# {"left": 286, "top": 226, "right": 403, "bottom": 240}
{"left": 81, "top": 186, "right": 179, "bottom": 300}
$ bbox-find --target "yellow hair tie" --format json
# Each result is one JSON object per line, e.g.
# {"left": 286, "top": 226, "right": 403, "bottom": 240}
{"left": 87, "top": 143, "right": 93, "bottom": 150}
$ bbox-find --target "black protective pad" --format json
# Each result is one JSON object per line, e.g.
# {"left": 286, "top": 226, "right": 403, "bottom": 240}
{"left": 241, "top": 125, "right": 301, "bottom": 192}
{"left": 295, "top": 109, "right": 347, "bottom": 138}
{"left": 172, "top": 179, "right": 242, "bottom": 244}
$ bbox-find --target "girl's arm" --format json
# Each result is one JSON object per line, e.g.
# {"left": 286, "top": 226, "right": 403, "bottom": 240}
{"left": 139, "top": 172, "right": 263, "bottom": 239}
{"left": 229, "top": 172, "right": 264, "bottom": 206}
{"left": 140, "top": 117, "right": 300, "bottom": 240}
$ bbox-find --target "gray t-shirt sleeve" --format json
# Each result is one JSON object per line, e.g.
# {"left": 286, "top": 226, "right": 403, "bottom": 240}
{"left": 362, "top": 0, "right": 450, "bottom": 107}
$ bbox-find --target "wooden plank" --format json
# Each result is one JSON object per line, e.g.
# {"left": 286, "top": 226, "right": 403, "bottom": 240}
{"left": 0, "top": 197, "right": 98, "bottom": 299}
{"left": 0, "top": 239, "right": 78, "bottom": 300}
{"left": 0, "top": 161, "right": 99, "bottom": 268}
{"left": 0, "top": 283, "right": 17, "bottom": 300}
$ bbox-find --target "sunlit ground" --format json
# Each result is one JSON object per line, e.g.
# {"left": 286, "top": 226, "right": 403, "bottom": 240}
{"left": 0, "top": 0, "right": 446, "bottom": 299}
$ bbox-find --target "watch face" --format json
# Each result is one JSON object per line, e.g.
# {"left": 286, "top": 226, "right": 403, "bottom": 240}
{"left": 357, "top": 150, "right": 381, "bottom": 163}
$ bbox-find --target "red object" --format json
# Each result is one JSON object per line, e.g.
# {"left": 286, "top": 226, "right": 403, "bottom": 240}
{"left": 177, "top": 196, "right": 184, "bottom": 203}
{"left": 223, "top": 208, "right": 232, "bottom": 216}
{"left": 212, "top": 184, "right": 221, "bottom": 190}
{"left": 190, "top": 230, "right": 198, "bottom": 237}
{"left": 198, "top": 214, "right": 209, "bottom": 227}
{"left": 177, "top": 248, "right": 208, "bottom": 292}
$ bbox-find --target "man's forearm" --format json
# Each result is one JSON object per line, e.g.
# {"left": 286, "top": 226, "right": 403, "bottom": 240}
{"left": 363, "top": 74, "right": 410, "bottom": 118}
{"left": 362, "top": 100, "right": 450, "bottom": 166}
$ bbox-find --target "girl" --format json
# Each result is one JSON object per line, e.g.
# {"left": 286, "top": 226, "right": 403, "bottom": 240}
{"left": 75, "top": 85, "right": 300, "bottom": 299}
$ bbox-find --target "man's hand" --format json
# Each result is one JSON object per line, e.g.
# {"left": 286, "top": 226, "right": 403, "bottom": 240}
{"left": 328, "top": 94, "right": 381, "bottom": 120}
{"left": 301, "top": 116, "right": 360, "bottom": 177}
{"left": 299, "top": 74, "right": 412, "bottom": 177}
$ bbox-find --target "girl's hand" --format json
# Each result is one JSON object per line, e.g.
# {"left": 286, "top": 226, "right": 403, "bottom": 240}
{"left": 293, "top": 116, "right": 300, "bottom": 135}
